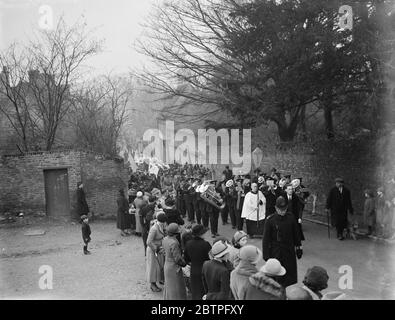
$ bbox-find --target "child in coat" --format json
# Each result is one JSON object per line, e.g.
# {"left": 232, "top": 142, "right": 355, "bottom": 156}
{"left": 81, "top": 215, "right": 91, "bottom": 255}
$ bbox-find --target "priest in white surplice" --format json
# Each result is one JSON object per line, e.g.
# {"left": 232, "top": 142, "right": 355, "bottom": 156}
{"left": 241, "top": 182, "right": 266, "bottom": 237}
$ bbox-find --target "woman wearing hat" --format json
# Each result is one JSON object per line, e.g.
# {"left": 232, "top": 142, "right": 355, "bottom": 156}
{"left": 134, "top": 191, "right": 147, "bottom": 237}
{"left": 229, "top": 231, "right": 248, "bottom": 268}
{"left": 146, "top": 212, "right": 167, "bottom": 292}
{"left": 117, "top": 189, "right": 131, "bottom": 237}
{"left": 301, "top": 266, "right": 329, "bottom": 300}
{"left": 163, "top": 198, "right": 185, "bottom": 226}
{"left": 243, "top": 259, "right": 286, "bottom": 300}
{"left": 202, "top": 241, "right": 232, "bottom": 300}
{"left": 163, "top": 223, "right": 187, "bottom": 300}
{"left": 230, "top": 245, "right": 262, "bottom": 300}
{"left": 184, "top": 224, "right": 212, "bottom": 300}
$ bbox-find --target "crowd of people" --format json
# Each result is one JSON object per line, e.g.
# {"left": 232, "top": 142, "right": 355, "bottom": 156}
{"left": 76, "top": 162, "right": 395, "bottom": 299}
{"left": 110, "top": 163, "right": 346, "bottom": 300}
{"left": 126, "top": 164, "right": 310, "bottom": 238}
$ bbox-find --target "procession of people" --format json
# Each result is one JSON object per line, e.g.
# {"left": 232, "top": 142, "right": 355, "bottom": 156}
{"left": 94, "top": 161, "right": 395, "bottom": 300}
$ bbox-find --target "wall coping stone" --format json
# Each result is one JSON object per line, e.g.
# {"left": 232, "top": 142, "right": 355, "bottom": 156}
{"left": 2, "top": 149, "right": 122, "bottom": 161}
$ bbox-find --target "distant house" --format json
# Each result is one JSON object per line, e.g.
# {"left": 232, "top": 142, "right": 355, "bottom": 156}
{"left": 0, "top": 67, "right": 74, "bottom": 155}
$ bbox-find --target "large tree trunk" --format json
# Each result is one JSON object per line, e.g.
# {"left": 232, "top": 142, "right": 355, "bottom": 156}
{"left": 322, "top": 86, "right": 335, "bottom": 140}
{"left": 324, "top": 103, "right": 334, "bottom": 139}
{"left": 273, "top": 108, "right": 300, "bottom": 142}
{"left": 275, "top": 116, "right": 298, "bottom": 142}
{"left": 300, "top": 105, "right": 307, "bottom": 141}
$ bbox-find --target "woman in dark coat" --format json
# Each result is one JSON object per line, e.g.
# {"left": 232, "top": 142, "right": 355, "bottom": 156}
{"left": 163, "top": 198, "right": 185, "bottom": 226}
{"left": 184, "top": 224, "right": 211, "bottom": 300}
{"left": 201, "top": 241, "right": 232, "bottom": 300}
{"left": 163, "top": 198, "right": 185, "bottom": 244}
{"left": 117, "top": 189, "right": 131, "bottom": 236}
{"left": 76, "top": 182, "right": 89, "bottom": 218}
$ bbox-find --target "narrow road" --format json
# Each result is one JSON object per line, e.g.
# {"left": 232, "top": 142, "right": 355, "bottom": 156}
{"left": 0, "top": 219, "right": 394, "bottom": 299}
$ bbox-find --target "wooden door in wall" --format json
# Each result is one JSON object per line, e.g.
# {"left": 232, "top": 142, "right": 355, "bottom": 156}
{"left": 44, "top": 169, "right": 71, "bottom": 217}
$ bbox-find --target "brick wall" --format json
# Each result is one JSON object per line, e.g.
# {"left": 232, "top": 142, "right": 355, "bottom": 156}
{"left": 0, "top": 150, "right": 128, "bottom": 219}
{"left": 76, "top": 152, "right": 128, "bottom": 219}
{"left": 0, "top": 139, "right": 379, "bottom": 220}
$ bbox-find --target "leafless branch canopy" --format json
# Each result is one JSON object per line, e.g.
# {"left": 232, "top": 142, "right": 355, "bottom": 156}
{"left": 70, "top": 74, "right": 134, "bottom": 156}
{"left": 0, "top": 17, "right": 102, "bottom": 152}
{"left": 136, "top": 0, "right": 257, "bottom": 125}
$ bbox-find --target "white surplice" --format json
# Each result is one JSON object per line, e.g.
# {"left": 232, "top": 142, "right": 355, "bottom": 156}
{"left": 241, "top": 191, "right": 266, "bottom": 221}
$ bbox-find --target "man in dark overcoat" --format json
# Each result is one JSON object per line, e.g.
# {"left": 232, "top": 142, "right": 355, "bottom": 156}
{"left": 176, "top": 179, "right": 186, "bottom": 217}
{"left": 223, "top": 166, "right": 233, "bottom": 181}
{"left": 117, "top": 189, "right": 131, "bottom": 236}
{"left": 282, "top": 184, "right": 305, "bottom": 241}
{"left": 263, "top": 178, "right": 282, "bottom": 216}
{"left": 225, "top": 181, "right": 238, "bottom": 229}
{"left": 262, "top": 196, "right": 302, "bottom": 288}
{"left": 76, "top": 182, "right": 89, "bottom": 219}
{"left": 184, "top": 178, "right": 195, "bottom": 222}
{"left": 325, "top": 178, "right": 354, "bottom": 240}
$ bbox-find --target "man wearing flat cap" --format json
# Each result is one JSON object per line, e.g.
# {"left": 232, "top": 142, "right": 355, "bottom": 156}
{"left": 326, "top": 178, "right": 354, "bottom": 240}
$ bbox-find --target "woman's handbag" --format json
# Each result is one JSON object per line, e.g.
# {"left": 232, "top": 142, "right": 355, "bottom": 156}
{"left": 182, "top": 264, "right": 191, "bottom": 278}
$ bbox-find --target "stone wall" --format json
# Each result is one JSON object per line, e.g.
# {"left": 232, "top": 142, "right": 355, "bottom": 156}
{"left": 0, "top": 150, "right": 128, "bottom": 219}
{"left": 213, "top": 137, "right": 378, "bottom": 219}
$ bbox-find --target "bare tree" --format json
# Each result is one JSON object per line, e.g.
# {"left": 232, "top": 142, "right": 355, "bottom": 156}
{"left": 27, "top": 18, "right": 102, "bottom": 150}
{"left": 0, "top": 18, "right": 102, "bottom": 152}
{"left": 0, "top": 45, "right": 36, "bottom": 152}
{"left": 71, "top": 74, "right": 133, "bottom": 156}
{"left": 135, "top": 0, "right": 241, "bottom": 124}
{"left": 136, "top": 0, "right": 310, "bottom": 140}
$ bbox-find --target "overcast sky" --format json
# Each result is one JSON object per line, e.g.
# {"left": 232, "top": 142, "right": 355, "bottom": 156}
{"left": 0, "top": 0, "right": 156, "bottom": 77}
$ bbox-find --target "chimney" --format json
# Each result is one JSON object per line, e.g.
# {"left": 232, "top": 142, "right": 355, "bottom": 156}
{"left": 28, "top": 69, "right": 39, "bottom": 83}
